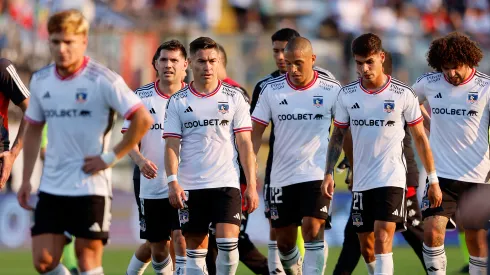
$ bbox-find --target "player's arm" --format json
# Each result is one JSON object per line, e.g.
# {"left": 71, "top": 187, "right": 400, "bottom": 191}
{"left": 251, "top": 122, "right": 266, "bottom": 155}
{"left": 250, "top": 80, "right": 264, "bottom": 113}
{"left": 164, "top": 137, "right": 186, "bottom": 209}
{"left": 420, "top": 103, "right": 431, "bottom": 131}
{"left": 236, "top": 130, "right": 258, "bottom": 213}
{"left": 122, "top": 119, "right": 158, "bottom": 179}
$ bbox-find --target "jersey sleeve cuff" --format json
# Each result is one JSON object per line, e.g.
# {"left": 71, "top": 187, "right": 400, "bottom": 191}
{"left": 25, "top": 115, "right": 45, "bottom": 125}
{"left": 251, "top": 116, "right": 269, "bottom": 126}
{"left": 124, "top": 103, "right": 144, "bottom": 120}
{"left": 162, "top": 133, "right": 182, "bottom": 139}
{"left": 334, "top": 120, "right": 349, "bottom": 128}
{"left": 407, "top": 115, "right": 423, "bottom": 126}
{"left": 234, "top": 127, "right": 252, "bottom": 133}
{"left": 121, "top": 128, "right": 128, "bottom": 133}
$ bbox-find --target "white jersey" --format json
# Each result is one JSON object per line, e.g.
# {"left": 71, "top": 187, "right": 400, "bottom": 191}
{"left": 334, "top": 77, "right": 423, "bottom": 192}
{"left": 252, "top": 72, "right": 342, "bottom": 187}
{"left": 122, "top": 81, "right": 186, "bottom": 199}
{"left": 163, "top": 81, "right": 252, "bottom": 190}
{"left": 413, "top": 69, "right": 490, "bottom": 183}
{"left": 25, "top": 57, "right": 142, "bottom": 197}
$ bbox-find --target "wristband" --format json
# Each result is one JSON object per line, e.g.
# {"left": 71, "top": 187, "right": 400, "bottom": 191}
{"left": 428, "top": 171, "right": 439, "bottom": 184}
{"left": 167, "top": 174, "right": 178, "bottom": 184}
{"left": 100, "top": 151, "right": 118, "bottom": 167}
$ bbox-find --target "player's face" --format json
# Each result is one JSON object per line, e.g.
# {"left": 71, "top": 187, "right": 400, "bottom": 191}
{"left": 441, "top": 63, "right": 471, "bottom": 86}
{"left": 189, "top": 49, "right": 220, "bottom": 85}
{"left": 49, "top": 32, "right": 87, "bottom": 69}
{"left": 272, "top": 41, "right": 289, "bottom": 73}
{"left": 155, "top": 49, "right": 188, "bottom": 84}
{"left": 285, "top": 49, "right": 316, "bottom": 86}
{"left": 354, "top": 52, "right": 385, "bottom": 82}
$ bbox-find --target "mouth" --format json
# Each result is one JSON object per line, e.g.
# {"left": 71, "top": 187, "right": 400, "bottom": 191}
{"left": 163, "top": 71, "right": 174, "bottom": 76}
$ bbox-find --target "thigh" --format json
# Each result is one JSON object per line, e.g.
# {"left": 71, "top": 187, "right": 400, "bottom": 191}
{"left": 460, "top": 183, "right": 490, "bottom": 230}
{"left": 270, "top": 184, "right": 301, "bottom": 229}
{"left": 373, "top": 187, "right": 406, "bottom": 229}
{"left": 300, "top": 181, "right": 331, "bottom": 229}
{"left": 69, "top": 195, "right": 111, "bottom": 244}
{"left": 75, "top": 237, "right": 104, "bottom": 272}
{"left": 142, "top": 198, "right": 175, "bottom": 243}
{"left": 212, "top": 187, "right": 242, "bottom": 227}
{"left": 31, "top": 192, "right": 67, "bottom": 237}
{"left": 179, "top": 190, "right": 211, "bottom": 234}
{"left": 351, "top": 190, "right": 375, "bottom": 233}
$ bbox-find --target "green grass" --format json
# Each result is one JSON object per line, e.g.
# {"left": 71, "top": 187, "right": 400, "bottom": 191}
{"left": 0, "top": 247, "right": 466, "bottom": 274}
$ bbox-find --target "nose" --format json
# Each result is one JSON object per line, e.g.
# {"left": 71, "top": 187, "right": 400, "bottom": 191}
{"left": 362, "top": 63, "right": 369, "bottom": 73}
{"left": 448, "top": 69, "right": 456, "bottom": 78}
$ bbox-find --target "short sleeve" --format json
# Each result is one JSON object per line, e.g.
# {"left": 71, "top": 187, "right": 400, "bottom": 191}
{"left": 412, "top": 78, "right": 426, "bottom": 104}
{"left": 233, "top": 93, "right": 252, "bottom": 133}
{"left": 333, "top": 92, "right": 349, "bottom": 128}
{"left": 0, "top": 60, "right": 30, "bottom": 105}
{"left": 24, "top": 78, "right": 45, "bottom": 125}
{"left": 162, "top": 98, "right": 182, "bottom": 139}
{"left": 251, "top": 87, "right": 272, "bottom": 126}
{"left": 121, "top": 119, "right": 130, "bottom": 133}
{"left": 101, "top": 76, "right": 143, "bottom": 119}
{"left": 404, "top": 90, "right": 423, "bottom": 126}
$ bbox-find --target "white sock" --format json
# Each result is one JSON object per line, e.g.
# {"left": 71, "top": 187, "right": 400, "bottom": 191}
{"left": 80, "top": 266, "right": 104, "bottom": 275}
{"left": 268, "top": 241, "right": 285, "bottom": 274}
{"left": 127, "top": 254, "right": 150, "bottom": 275}
{"left": 216, "top": 238, "right": 239, "bottom": 275}
{"left": 279, "top": 246, "right": 302, "bottom": 275}
{"left": 469, "top": 256, "right": 487, "bottom": 275}
{"left": 365, "top": 260, "right": 376, "bottom": 275}
{"left": 303, "top": 241, "right": 324, "bottom": 275}
{"left": 423, "top": 243, "right": 446, "bottom": 274}
{"left": 175, "top": 255, "right": 187, "bottom": 275}
{"left": 322, "top": 239, "right": 328, "bottom": 274}
{"left": 152, "top": 255, "right": 173, "bottom": 275}
{"left": 186, "top": 249, "right": 208, "bottom": 275}
{"left": 374, "top": 253, "right": 393, "bottom": 275}
{"left": 42, "top": 264, "right": 71, "bottom": 275}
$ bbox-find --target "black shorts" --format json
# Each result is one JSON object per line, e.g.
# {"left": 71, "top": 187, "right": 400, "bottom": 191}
{"left": 351, "top": 187, "right": 406, "bottom": 233}
{"left": 140, "top": 198, "right": 180, "bottom": 242}
{"left": 263, "top": 182, "right": 271, "bottom": 219}
{"left": 179, "top": 187, "right": 242, "bottom": 234}
{"left": 421, "top": 177, "right": 490, "bottom": 229}
{"left": 269, "top": 181, "right": 331, "bottom": 229}
{"left": 133, "top": 167, "right": 148, "bottom": 240}
{"left": 32, "top": 192, "right": 111, "bottom": 243}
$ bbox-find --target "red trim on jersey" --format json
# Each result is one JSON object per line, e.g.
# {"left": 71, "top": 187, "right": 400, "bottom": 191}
{"left": 189, "top": 81, "right": 221, "bottom": 98}
{"left": 406, "top": 186, "right": 417, "bottom": 198}
{"left": 286, "top": 71, "right": 318, "bottom": 91}
{"left": 121, "top": 128, "right": 128, "bottom": 134}
{"left": 359, "top": 75, "right": 392, "bottom": 95}
{"left": 154, "top": 80, "right": 186, "bottom": 99}
{"left": 162, "top": 133, "right": 182, "bottom": 139}
{"left": 25, "top": 116, "right": 45, "bottom": 125}
{"left": 407, "top": 115, "right": 423, "bottom": 126}
{"left": 251, "top": 116, "right": 269, "bottom": 126}
{"left": 222, "top": 77, "right": 241, "bottom": 87}
{"left": 124, "top": 103, "right": 144, "bottom": 119}
{"left": 443, "top": 68, "right": 476, "bottom": 86}
{"left": 55, "top": 56, "right": 90, "bottom": 81}
{"left": 234, "top": 127, "right": 252, "bottom": 133}
{"left": 334, "top": 120, "right": 349, "bottom": 128}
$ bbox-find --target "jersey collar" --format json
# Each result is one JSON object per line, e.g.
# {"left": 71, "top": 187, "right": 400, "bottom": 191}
{"left": 55, "top": 56, "right": 89, "bottom": 81}
{"left": 443, "top": 68, "right": 476, "bottom": 86}
{"left": 286, "top": 71, "right": 318, "bottom": 91}
{"left": 359, "top": 75, "right": 391, "bottom": 95}
{"left": 189, "top": 80, "right": 222, "bottom": 98}
{"left": 154, "top": 80, "right": 186, "bottom": 99}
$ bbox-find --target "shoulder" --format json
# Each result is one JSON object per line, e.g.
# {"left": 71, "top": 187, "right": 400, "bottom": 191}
{"left": 169, "top": 86, "right": 190, "bottom": 103}
{"left": 255, "top": 71, "right": 278, "bottom": 89}
{"left": 86, "top": 59, "right": 122, "bottom": 84}
{"left": 260, "top": 74, "right": 287, "bottom": 95}
{"left": 317, "top": 72, "right": 342, "bottom": 89}
{"left": 339, "top": 80, "right": 360, "bottom": 96}
{"left": 134, "top": 82, "right": 155, "bottom": 99}
{"left": 390, "top": 78, "right": 417, "bottom": 98}
{"left": 474, "top": 71, "right": 490, "bottom": 88}
{"left": 32, "top": 63, "right": 55, "bottom": 82}
{"left": 314, "top": 66, "right": 336, "bottom": 80}
{"left": 221, "top": 81, "right": 249, "bottom": 102}
{"left": 415, "top": 71, "right": 442, "bottom": 84}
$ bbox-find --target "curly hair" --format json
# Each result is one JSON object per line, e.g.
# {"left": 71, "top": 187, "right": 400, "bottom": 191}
{"left": 427, "top": 32, "right": 483, "bottom": 71}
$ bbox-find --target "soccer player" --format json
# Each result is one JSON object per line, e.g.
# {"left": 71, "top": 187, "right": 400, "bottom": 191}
{"left": 413, "top": 32, "right": 490, "bottom": 275}
{"left": 333, "top": 50, "right": 427, "bottom": 275}
{"left": 252, "top": 37, "right": 341, "bottom": 275}
{"left": 163, "top": 37, "right": 259, "bottom": 275}
{"left": 0, "top": 59, "right": 30, "bottom": 190}
{"left": 323, "top": 33, "right": 439, "bottom": 275}
{"left": 17, "top": 10, "right": 153, "bottom": 275}
{"left": 124, "top": 40, "right": 188, "bottom": 275}
{"left": 250, "top": 28, "right": 335, "bottom": 275}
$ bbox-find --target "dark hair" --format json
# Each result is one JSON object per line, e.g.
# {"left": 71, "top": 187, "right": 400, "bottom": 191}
{"left": 383, "top": 50, "right": 393, "bottom": 75}
{"left": 352, "top": 33, "right": 383, "bottom": 57}
{"left": 426, "top": 32, "right": 483, "bottom": 71}
{"left": 189, "top": 37, "right": 218, "bottom": 56}
{"left": 152, "top": 40, "right": 187, "bottom": 71}
{"left": 217, "top": 44, "right": 227, "bottom": 67}
{"left": 271, "top": 28, "right": 300, "bottom": 42}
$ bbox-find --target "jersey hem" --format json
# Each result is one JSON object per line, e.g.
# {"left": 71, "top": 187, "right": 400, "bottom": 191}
{"left": 352, "top": 183, "right": 406, "bottom": 192}
{"left": 180, "top": 183, "right": 240, "bottom": 191}
{"left": 270, "top": 175, "right": 325, "bottom": 188}
{"left": 436, "top": 172, "right": 488, "bottom": 184}
{"left": 38, "top": 187, "right": 112, "bottom": 197}
{"left": 139, "top": 194, "right": 170, "bottom": 199}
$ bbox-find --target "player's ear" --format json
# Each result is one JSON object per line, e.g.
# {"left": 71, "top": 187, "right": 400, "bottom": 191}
{"left": 311, "top": 54, "right": 316, "bottom": 65}
{"left": 379, "top": 51, "right": 385, "bottom": 64}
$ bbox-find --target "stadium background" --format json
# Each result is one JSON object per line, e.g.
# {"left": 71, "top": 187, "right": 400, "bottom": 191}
{"left": 0, "top": 0, "right": 487, "bottom": 273}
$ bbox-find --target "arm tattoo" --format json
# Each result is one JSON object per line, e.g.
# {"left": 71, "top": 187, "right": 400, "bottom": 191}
{"left": 326, "top": 127, "right": 347, "bottom": 175}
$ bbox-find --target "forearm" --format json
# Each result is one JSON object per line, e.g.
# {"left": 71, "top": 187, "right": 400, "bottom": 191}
{"left": 10, "top": 116, "right": 27, "bottom": 157}
{"left": 343, "top": 129, "right": 353, "bottom": 166}
{"left": 325, "top": 127, "right": 346, "bottom": 175}
{"left": 22, "top": 123, "right": 43, "bottom": 183}
{"left": 164, "top": 141, "right": 180, "bottom": 177}
{"left": 238, "top": 139, "right": 257, "bottom": 188}
{"left": 113, "top": 109, "right": 151, "bottom": 159}
{"left": 251, "top": 123, "right": 266, "bottom": 155}
{"left": 127, "top": 144, "right": 145, "bottom": 164}
{"left": 414, "top": 134, "right": 436, "bottom": 173}
{"left": 420, "top": 104, "right": 431, "bottom": 131}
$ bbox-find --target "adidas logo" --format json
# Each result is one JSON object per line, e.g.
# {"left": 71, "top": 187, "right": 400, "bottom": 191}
{"left": 43, "top": 91, "right": 50, "bottom": 99}
{"left": 351, "top": 102, "right": 360, "bottom": 109}
{"left": 89, "top": 222, "right": 101, "bottom": 232}
{"left": 149, "top": 108, "right": 156, "bottom": 114}
{"left": 234, "top": 213, "right": 241, "bottom": 220}
{"left": 320, "top": 206, "right": 328, "bottom": 213}
{"left": 279, "top": 99, "right": 288, "bottom": 105}
{"left": 427, "top": 266, "right": 439, "bottom": 272}
{"left": 434, "top": 93, "right": 442, "bottom": 98}
{"left": 392, "top": 209, "right": 399, "bottom": 216}
{"left": 184, "top": 106, "right": 193, "bottom": 113}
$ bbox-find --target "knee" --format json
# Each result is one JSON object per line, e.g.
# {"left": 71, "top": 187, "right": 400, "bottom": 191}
{"left": 172, "top": 231, "right": 186, "bottom": 250}
{"left": 374, "top": 230, "right": 392, "bottom": 246}
{"left": 277, "top": 239, "right": 296, "bottom": 253}
{"left": 33, "top": 254, "right": 59, "bottom": 274}
{"left": 302, "top": 221, "right": 325, "bottom": 242}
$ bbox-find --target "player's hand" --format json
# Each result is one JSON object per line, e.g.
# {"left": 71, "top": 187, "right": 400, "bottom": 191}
{"left": 428, "top": 182, "right": 442, "bottom": 208}
{"left": 17, "top": 182, "right": 33, "bottom": 210}
{"left": 169, "top": 181, "right": 187, "bottom": 209}
{"left": 82, "top": 156, "right": 109, "bottom": 174}
{"left": 321, "top": 174, "right": 335, "bottom": 199}
{"left": 0, "top": 151, "right": 15, "bottom": 189}
{"left": 244, "top": 186, "right": 259, "bottom": 214}
{"left": 136, "top": 158, "right": 158, "bottom": 179}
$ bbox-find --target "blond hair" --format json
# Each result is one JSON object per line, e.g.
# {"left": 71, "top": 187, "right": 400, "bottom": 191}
{"left": 47, "top": 9, "right": 89, "bottom": 35}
